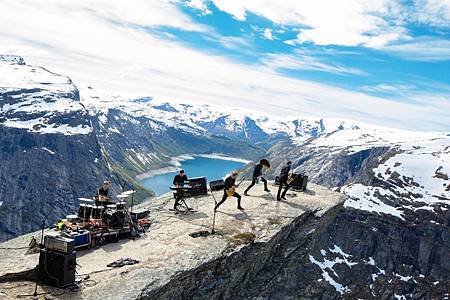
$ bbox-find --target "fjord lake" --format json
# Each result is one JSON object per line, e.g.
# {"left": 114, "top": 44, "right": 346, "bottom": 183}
{"left": 139, "top": 156, "right": 248, "bottom": 196}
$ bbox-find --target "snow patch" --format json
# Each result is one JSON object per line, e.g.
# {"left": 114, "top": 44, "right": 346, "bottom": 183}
{"left": 41, "top": 147, "right": 55, "bottom": 155}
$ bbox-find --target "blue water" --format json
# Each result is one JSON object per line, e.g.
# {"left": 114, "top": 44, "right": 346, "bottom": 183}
{"left": 139, "top": 156, "right": 247, "bottom": 196}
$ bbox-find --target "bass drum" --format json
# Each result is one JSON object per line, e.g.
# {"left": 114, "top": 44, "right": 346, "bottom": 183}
{"left": 102, "top": 210, "right": 125, "bottom": 228}
{"left": 116, "top": 201, "right": 126, "bottom": 210}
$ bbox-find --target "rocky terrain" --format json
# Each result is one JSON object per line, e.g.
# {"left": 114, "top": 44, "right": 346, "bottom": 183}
{"left": 0, "top": 183, "right": 345, "bottom": 300}
{"left": 261, "top": 125, "right": 450, "bottom": 298}
{"left": 0, "top": 55, "right": 111, "bottom": 241}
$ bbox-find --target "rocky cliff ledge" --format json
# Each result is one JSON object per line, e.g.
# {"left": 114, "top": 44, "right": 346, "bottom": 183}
{"left": 0, "top": 182, "right": 344, "bottom": 299}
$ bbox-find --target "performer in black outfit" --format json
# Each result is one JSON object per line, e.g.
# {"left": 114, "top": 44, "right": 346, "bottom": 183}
{"left": 215, "top": 172, "right": 244, "bottom": 211}
{"left": 172, "top": 169, "right": 188, "bottom": 210}
{"left": 244, "top": 159, "right": 270, "bottom": 195}
{"left": 96, "top": 180, "right": 112, "bottom": 205}
{"left": 277, "top": 161, "right": 292, "bottom": 201}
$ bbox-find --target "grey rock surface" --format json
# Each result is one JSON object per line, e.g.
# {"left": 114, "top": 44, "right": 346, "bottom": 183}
{"left": 0, "top": 182, "right": 344, "bottom": 299}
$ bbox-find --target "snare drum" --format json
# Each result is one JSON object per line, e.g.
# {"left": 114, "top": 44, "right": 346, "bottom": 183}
{"left": 116, "top": 202, "right": 126, "bottom": 210}
{"left": 107, "top": 204, "right": 117, "bottom": 210}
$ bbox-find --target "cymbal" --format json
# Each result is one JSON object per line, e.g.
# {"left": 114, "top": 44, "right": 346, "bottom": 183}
{"left": 117, "top": 194, "right": 129, "bottom": 198}
{"left": 79, "top": 197, "right": 94, "bottom": 202}
{"left": 121, "top": 190, "right": 136, "bottom": 195}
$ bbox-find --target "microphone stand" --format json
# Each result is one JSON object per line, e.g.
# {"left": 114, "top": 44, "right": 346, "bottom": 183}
{"left": 209, "top": 188, "right": 218, "bottom": 234}
{"left": 130, "top": 186, "right": 135, "bottom": 213}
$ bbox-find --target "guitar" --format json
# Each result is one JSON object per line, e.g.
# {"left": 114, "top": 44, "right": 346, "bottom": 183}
{"left": 287, "top": 173, "right": 295, "bottom": 184}
{"left": 226, "top": 177, "right": 245, "bottom": 197}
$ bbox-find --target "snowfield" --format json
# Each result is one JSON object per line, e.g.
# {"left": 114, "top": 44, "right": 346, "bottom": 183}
{"left": 0, "top": 55, "right": 92, "bottom": 135}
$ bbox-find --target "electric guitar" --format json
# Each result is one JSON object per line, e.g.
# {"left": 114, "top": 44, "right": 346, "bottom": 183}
{"left": 287, "top": 173, "right": 295, "bottom": 184}
{"left": 226, "top": 178, "right": 245, "bottom": 197}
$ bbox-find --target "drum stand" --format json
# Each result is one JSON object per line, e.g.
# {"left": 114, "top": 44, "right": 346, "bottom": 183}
{"left": 123, "top": 205, "right": 140, "bottom": 238}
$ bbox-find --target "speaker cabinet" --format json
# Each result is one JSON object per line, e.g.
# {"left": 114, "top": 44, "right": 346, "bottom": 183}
{"left": 209, "top": 179, "right": 225, "bottom": 191}
{"left": 291, "top": 174, "right": 308, "bottom": 191}
{"left": 275, "top": 174, "right": 308, "bottom": 191}
{"left": 38, "top": 249, "right": 76, "bottom": 288}
{"left": 187, "top": 177, "right": 208, "bottom": 197}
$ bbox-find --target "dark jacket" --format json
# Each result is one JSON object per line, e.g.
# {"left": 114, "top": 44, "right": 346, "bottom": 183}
{"left": 98, "top": 187, "right": 109, "bottom": 196}
{"left": 224, "top": 176, "right": 236, "bottom": 189}
{"left": 279, "top": 164, "right": 291, "bottom": 180}
{"left": 173, "top": 174, "right": 188, "bottom": 186}
{"left": 252, "top": 163, "right": 263, "bottom": 178}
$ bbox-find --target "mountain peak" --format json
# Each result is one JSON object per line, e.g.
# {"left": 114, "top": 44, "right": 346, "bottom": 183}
{"left": 0, "top": 54, "right": 25, "bottom": 65}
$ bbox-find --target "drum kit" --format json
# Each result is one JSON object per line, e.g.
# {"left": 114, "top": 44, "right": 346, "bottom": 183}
{"left": 77, "top": 190, "right": 136, "bottom": 228}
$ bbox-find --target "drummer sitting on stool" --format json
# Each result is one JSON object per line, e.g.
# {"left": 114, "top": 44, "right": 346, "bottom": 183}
{"left": 96, "top": 180, "right": 113, "bottom": 206}
{"left": 173, "top": 170, "right": 188, "bottom": 210}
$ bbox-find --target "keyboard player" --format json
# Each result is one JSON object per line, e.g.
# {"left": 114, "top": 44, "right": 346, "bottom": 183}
{"left": 172, "top": 169, "right": 188, "bottom": 211}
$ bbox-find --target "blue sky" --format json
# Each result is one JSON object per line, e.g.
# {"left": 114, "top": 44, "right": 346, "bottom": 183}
{"left": 0, "top": 0, "right": 449, "bottom": 131}
{"left": 162, "top": 1, "right": 450, "bottom": 102}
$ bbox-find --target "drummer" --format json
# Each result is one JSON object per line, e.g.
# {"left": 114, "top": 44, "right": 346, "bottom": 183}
{"left": 96, "top": 180, "right": 113, "bottom": 206}
{"left": 173, "top": 170, "right": 188, "bottom": 211}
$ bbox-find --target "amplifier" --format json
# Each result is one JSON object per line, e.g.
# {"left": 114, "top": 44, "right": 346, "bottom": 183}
{"left": 44, "top": 234, "right": 75, "bottom": 254}
{"left": 187, "top": 177, "right": 208, "bottom": 197}
{"left": 38, "top": 249, "right": 76, "bottom": 288}
{"left": 275, "top": 174, "right": 308, "bottom": 191}
{"left": 209, "top": 179, "right": 225, "bottom": 191}
{"left": 291, "top": 174, "right": 308, "bottom": 191}
{"left": 131, "top": 208, "right": 149, "bottom": 220}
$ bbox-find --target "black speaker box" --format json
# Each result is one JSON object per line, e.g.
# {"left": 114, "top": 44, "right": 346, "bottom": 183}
{"left": 38, "top": 249, "right": 76, "bottom": 288}
{"left": 209, "top": 179, "right": 225, "bottom": 191}
{"left": 291, "top": 174, "right": 308, "bottom": 191}
{"left": 187, "top": 177, "right": 208, "bottom": 197}
{"left": 131, "top": 208, "right": 150, "bottom": 220}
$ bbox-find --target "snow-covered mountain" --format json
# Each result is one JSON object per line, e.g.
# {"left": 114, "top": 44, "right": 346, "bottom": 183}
{"left": 269, "top": 125, "right": 450, "bottom": 219}
{"left": 0, "top": 55, "right": 91, "bottom": 135}
{"left": 79, "top": 85, "right": 358, "bottom": 145}
{"left": 265, "top": 125, "right": 450, "bottom": 297}
{"left": 0, "top": 55, "right": 111, "bottom": 241}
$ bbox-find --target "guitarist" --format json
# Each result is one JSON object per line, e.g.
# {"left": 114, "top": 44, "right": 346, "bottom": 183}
{"left": 214, "top": 171, "right": 244, "bottom": 211}
{"left": 244, "top": 159, "right": 271, "bottom": 195}
{"left": 277, "top": 161, "right": 292, "bottom": 201}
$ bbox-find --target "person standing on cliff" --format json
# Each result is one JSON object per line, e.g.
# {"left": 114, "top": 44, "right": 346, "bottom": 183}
{"left": 172, "top": 169, "right": 188, "bottom": 210}
{"left": 244, "top": 159, "right": 271, "bottom": 196}
{"left": 277, "top": 161, "right": 292, "bottom": 201}
{"left": 215, "top": 171, "right": 244, "bottom": 211}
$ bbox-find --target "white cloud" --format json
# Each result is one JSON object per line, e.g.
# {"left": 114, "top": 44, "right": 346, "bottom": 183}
{"left": 261, "top": 52, "right": 367, "bottom": 75}
{"left": 0, "top": 0, "right": 449, "bottom": 131}
{"left": 361, "top": 83, "right": 417, "bottom": 93}
{"left": 413, "top": 0, "right": 450, "bottom": 27}
{"left": 185, "top": 0, "right": 211, "bottom": 15}
{"left": 380, "top": 38, "right": 450, "bottom": 61}
{"left": 262, "top": 28, "right": 274, "bottom": 40}
{"left": 196, "top": 0, "right": 409, "bottom": 47}
{"left": 192, "top": 0, "right": 449, "bottom": 56}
